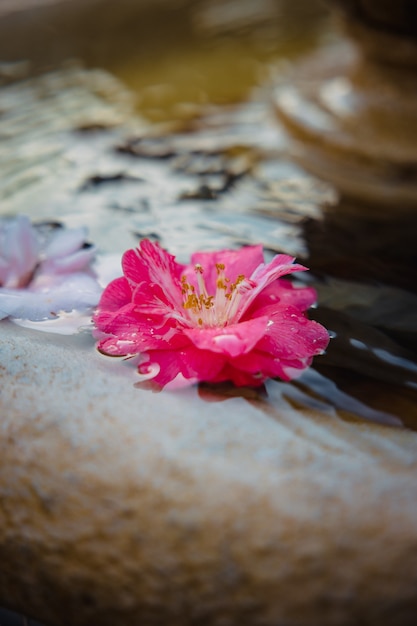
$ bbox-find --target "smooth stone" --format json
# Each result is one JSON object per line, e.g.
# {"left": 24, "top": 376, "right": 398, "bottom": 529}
{"left": 1, "top": 322, "right": 417, "bottom": 626}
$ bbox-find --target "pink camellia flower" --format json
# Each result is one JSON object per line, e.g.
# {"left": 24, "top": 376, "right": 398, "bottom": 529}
{"left": 94, "top": 239, "right": 329, "bottom": 388}
{"left": 0, "top": 214, "right": 101, "bottom": 323}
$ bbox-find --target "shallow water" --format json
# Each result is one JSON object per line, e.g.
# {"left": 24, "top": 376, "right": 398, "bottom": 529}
{"left": 1, "top": 0, "right": 417, "bottom": 434}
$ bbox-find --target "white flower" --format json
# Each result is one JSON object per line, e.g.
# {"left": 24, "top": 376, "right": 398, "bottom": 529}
{"left": 0, "top": 215, "right": 102, "bottom": 325}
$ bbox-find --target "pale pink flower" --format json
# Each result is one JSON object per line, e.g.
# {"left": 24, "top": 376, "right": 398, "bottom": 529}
{"left": 0, "top": 215, "right": 101, "bottom": 323}
{"left": 94, "top": 240, "right": 329, "bottom": 388}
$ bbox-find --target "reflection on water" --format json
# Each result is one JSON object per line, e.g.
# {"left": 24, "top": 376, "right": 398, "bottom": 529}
{"left": 1, "top": 0, "right": 417, "bottom": 432}
{"left": 0, "top": 0, "right": 328, "bottom": 121}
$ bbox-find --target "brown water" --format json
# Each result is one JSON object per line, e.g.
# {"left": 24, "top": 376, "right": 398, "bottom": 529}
{"left": 1, "top": 0, "right": 417, "bottom": 432}
{"left": 0, "top": 0, "right": 328, "bottom": 120}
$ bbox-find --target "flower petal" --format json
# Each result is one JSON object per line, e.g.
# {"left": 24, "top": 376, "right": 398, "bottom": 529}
{"left": 39, "top": 246, "right": 96, "bottom": 275}
{"left": 235, "top": 254, "right": 307, "bottom": 318}
{"left": 95, "top": 277, "right": 189, "bottom": 354}
{"left": 145, "top": 345, "right": 226, "bottom": 387}
{"left": 0, "top": 216, "right": 101, "bottom": 328}
{"left": 95, "top": 276, "right": 132, "bottom": 314}
{"left": 122, "top": 240, "right": 185, "bottom": 316}
{"left": 184, "top": 316, "right": 269, "bottom": 358}
{"left": 246, "top": 280, "right": 318, "bottom": 315}
{"left": 96, "top": 315, "right": 185, "bottom": 356}
{"left": 255, "top": 304, "right": 330, "bottom": 359}
{"left": 42, "top": 226, "right": 88, "bottom": 258}
{"left": 231, "top": 350, "right": 300, "bottom": 381}
{"left": 123, "top": 240, "right": 184, "bottom": 287}
{"left": 0, "top": 215, "right": 39, "bottom": 288}
{"left": 131, "top": 280, "right": 187, "bottom": 324}
{"left": 185, "top": 245, "right": 264, "bottom": 293}
{"left": 0, "top": 273, "right": 101, "bottom": 321}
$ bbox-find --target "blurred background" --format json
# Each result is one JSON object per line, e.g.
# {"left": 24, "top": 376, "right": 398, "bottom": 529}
{"left": 0, "top": 0, "right": 329, "bottom": 122}
{"left": 1, "top": 2, "right": 417, "bottom": 626}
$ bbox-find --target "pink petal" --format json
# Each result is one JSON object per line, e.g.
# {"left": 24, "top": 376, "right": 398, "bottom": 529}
{"left": 246, "top": 280, "right": 317, "bottom": 315}
{"left": 100, "top": 319, "right": 186, "bottom": 355}
{"left": 96, "top": 276, "right": 132, "bottom": 313}
{"left": 230, "top": 350, "right": 306, "bottom": 385}
{"left": 122, "top": 248, "right": 151, "bottom": 286}
{"left": 185, "top": 245, "right": 264, "bottom": 293}
{"left": 123, "top": 241, "right": 183, "bottom": 286}
{"left": 94, "top": 302, "right": 137, "bottom": 335}
{"left": 95, "top": 300, "right": 187, "bottom": 354}
{"left": 251, "top": 253, "right": 305, "bottom": 281}
{"left": 93, "top": 278, "right": 141, "bottom": 338}
{"left": 255, "top": 305, "right": 330, "bottom": 359}
{"left": 145, "top": 345, "right": 226, "bottom": 387}
{"left": 184, "top": 316, "right": 269, "bottom": 358}
{"left": 237, "top": 254, "right": 307, "bottom": 318}
{"left": 131, "top": 280, "right": 186, "bottom": 324}
{"left": 122, "top": 240, "right": 185, "bottom": 314}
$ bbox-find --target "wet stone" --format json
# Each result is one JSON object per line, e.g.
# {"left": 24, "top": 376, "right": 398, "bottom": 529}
{"left": 1, "top": 65, "right": 417, "bottom": 626}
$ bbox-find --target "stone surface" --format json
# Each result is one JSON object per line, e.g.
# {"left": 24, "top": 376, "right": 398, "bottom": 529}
{"left": 1, "top": 322, "right": 417, "bottom": 626}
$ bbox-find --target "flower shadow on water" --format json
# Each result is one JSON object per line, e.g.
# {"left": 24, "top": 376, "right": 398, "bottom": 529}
{"left": 197, "top": 380, "right": 268, "bottom": 403}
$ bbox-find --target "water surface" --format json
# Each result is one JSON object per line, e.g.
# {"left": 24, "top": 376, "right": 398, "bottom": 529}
{"left": 1, "top": 0, "right": 417, "bottom": 432}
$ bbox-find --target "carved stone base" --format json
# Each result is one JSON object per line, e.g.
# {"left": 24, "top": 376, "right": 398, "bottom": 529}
{"left": 274, "top": 38, "right": 417, "bottom": 210}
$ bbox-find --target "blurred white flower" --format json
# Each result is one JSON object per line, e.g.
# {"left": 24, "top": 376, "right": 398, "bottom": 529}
{"left": 0, "top": 215, "right": 102, "bottom": 327}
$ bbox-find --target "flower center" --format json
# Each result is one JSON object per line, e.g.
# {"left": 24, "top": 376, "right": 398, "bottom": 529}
{"left": 181, "top": 263, "right": 252, "bottom": 328}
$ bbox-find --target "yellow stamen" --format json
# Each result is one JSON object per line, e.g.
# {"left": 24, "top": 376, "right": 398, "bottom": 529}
{"left": 181, "top": 262, "right": 249, "bottom": 328}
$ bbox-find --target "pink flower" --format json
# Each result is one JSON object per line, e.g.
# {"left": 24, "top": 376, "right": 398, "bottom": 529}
{"left": 94, "top": 240, "right": 329, "bottom": 388}
{"left": 0, "top": 215, "right": 101, "bottom": 323}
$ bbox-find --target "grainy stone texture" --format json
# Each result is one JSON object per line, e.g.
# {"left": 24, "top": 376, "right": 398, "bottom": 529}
{"left": 1, "top": 322, "right": 417, "bottom": 626}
